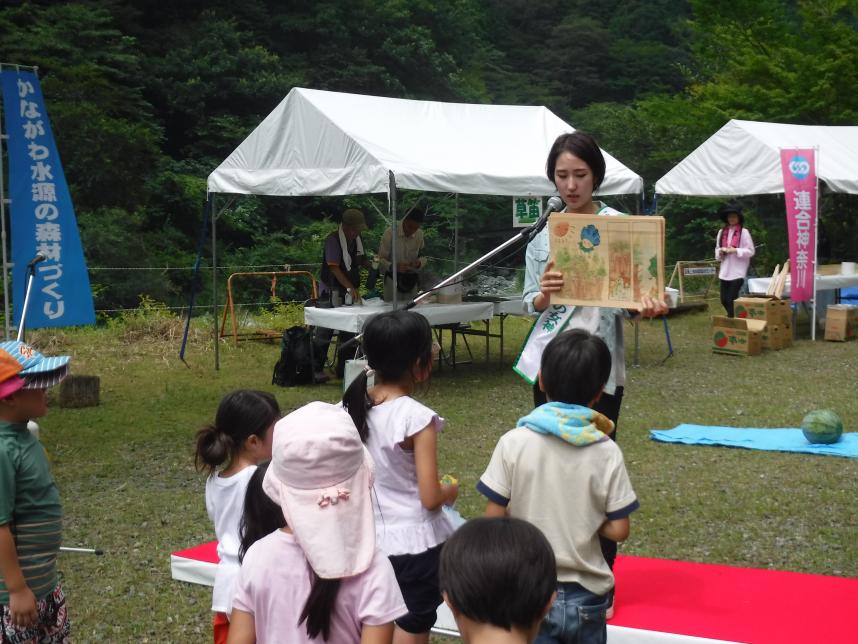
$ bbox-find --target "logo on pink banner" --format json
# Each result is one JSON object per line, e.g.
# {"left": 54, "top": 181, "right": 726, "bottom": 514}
{"left": 779, "top": 149, "right": 817, "bottom": 302}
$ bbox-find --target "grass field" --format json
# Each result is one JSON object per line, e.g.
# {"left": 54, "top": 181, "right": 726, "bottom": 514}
{"left": 25, "top": 302, "right": 858, "bottom": 642}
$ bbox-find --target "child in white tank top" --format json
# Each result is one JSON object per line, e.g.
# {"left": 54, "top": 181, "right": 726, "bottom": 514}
{"left": 343, "top": 310, "right": 458, "bottom": 644}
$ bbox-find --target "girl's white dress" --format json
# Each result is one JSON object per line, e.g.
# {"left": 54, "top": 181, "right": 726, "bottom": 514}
{"left": 364, "top": 396, "right": 453, "bottom": 555}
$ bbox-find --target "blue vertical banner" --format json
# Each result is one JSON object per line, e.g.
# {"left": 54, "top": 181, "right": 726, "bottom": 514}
{"left": 1, "top": 69, "right": 95, "bottom": 328}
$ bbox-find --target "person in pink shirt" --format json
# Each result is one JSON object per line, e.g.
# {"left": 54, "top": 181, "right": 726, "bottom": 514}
{"left": 227, "top": 402, "right": 407, "bottom": 644}
{"left": 715, "top": 203, "right": 755, "bottom": 317}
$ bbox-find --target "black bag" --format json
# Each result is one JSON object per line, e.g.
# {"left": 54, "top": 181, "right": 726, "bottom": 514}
{"left": 272, "top": 326, "right": 314, "bottom": 387}
{"left": 385, "top": 270, "right": 419, "bottom": 293}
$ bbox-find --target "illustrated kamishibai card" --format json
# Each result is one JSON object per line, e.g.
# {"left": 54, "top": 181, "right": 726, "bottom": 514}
{"left": 547, "top": 213, "right": 665, "bottom": 308}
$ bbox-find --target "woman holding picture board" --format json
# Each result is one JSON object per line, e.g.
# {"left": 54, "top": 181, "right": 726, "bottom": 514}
{"left": 515, "top": 132, "right": 667, "bottom": 606}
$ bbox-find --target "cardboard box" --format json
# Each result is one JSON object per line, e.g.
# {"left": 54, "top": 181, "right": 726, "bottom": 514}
{"left": 779, "top": 322, "right": 793, "bottom": 348}
{"left": 824, "top": 304, "right": 858, "bottom": 341}
{"left": 712, "top": 316, "right": 765, "bottom": 356}
{"left": 760, "top": 324, "right": 783, "bottom": 351}
{"left": 734, "top": 295, "right": 792, "bottom": 349}
{"left": 757, "top": 320, "right": 793, "bottom": 350}
{"left": 734, "top": 295, "right": 791, "bottom": 328}
{"left": 818, "top": 263, "right": 844, "bottom": 276}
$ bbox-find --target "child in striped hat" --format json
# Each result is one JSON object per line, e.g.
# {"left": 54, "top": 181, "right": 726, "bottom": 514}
{"left": 0, "top": 341, "right": 71, "bottom": 643}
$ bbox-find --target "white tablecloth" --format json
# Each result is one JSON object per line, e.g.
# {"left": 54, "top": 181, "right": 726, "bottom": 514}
{"left": 748, "top": 273, "right": 858, "bottom": 297}
{"left": 305, "top": 301, "right": 496, "bottom": 333}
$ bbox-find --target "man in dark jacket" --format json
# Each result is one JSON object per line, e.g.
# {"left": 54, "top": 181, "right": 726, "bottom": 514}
{"left": 312, "top": 209, "right": 371, "bottom": 379}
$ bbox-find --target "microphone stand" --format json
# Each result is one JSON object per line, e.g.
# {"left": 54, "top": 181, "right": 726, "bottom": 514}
{"left": 406, "top": 229, "right": 534, "bottom": 310}
{"left": 16, "top": 260, "right": 105, "bottom": 556}
{"left": 406, "top": 196, "right": 563, "bottom": 309}
{"left": 16, "top": 261, "right": 39, "bottom": 342}
{"left": 338, "top": 200, "right": 562, "bottom": 354}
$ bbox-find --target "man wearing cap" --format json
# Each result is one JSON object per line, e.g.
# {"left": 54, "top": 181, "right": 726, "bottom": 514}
{"left": 313, "top": 209, "right": 372, "bottom": 380}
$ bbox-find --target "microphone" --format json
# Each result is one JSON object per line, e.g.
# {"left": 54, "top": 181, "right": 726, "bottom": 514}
{"left": 26, "top": 253, "right": 47, "bottom": 269}
{"left": 527, "top": 196, "right": 564, "bottom": 242}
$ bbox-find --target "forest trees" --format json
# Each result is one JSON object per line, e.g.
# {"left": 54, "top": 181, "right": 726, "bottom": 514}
{"left": 1, "top": 0, "right": 857, "bottom": 311}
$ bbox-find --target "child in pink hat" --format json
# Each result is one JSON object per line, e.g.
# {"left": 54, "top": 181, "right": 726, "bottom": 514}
{"left": 228, "top": 401, "right": 406, "bottom": 643}
{"left": 0, "top": 342, "right": 71, "bottom": 643}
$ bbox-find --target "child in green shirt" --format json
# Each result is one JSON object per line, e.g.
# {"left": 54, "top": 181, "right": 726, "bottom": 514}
{"left": 0, "top": 341, "right": 71, "bottom": 643}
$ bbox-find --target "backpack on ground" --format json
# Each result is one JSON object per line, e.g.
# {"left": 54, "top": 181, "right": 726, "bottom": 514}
{"left": 272, "top": 326, "right": 314, "bottom": 386}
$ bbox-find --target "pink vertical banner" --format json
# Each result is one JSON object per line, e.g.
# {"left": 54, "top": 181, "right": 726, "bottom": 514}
{"left": 779, "top": 149, "right": 817, "bottom": 302}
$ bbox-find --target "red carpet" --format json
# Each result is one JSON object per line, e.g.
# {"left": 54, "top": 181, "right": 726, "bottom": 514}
{"left": 172, "top": 543, "right": 858, "bottom": 643}
{"left": 174, "top": 540, "right": 218, "bottom": 564}
{"left": 612, "top": 554, "right": 858, "bottom": 643}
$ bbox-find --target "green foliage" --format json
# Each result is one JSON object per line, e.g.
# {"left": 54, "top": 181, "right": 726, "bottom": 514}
{"left": 3, "top": 0, "right": 858, "bottom": 319}
{"left": 0, "top": 2, "right": 163, "bottom": 211}
{"left": 686, "top": 0, "right": 858, "bottom": 124}
{"left": 254, "top": 299, "right": 306, "bottom": 330}
{"left": 105, "top": 294, "right": 184, "bottom": 341}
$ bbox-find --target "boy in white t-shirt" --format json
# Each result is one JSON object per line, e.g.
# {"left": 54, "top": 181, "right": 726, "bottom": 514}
{"left": 478, "top": 330, "right": 639, "bottom": 644}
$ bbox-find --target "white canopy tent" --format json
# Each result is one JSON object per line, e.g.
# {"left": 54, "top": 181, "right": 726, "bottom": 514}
{"left": 208, "top": 87, "right": 643, "bottom": 197}
{"left": 655, "top": 119, "right": 858, "bottom": 340}
{"left": 204, "top": 87, "right": 644, "bottom": 367}
{"left": 655, "top": 119, "right": 858, "bottom": 196}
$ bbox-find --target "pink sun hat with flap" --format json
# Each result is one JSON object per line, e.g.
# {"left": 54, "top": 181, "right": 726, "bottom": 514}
{"left": 262, "top": 401, "right": 376, "bottom": 579}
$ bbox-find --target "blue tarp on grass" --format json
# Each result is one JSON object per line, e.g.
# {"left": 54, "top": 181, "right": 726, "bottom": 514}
{"left": 650, "top": 424, "right": 858, "bottom": 458}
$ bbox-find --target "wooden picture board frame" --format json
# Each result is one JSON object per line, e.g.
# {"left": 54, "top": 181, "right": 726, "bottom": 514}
{"left": 547, "top": 213, "right": 665, "bottom": 308}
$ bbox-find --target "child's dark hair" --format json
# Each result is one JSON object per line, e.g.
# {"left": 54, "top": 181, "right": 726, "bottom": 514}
{"left": 194, "top": 389, "right": 280, "bottom": 474}
{"left": 238, "top": 453, "right": 341, "bottom": 641}
{"left": 300, "top": 574, "right": 342, "bottom": 641}
{"left": 238, "top": 463, "right": 286, "bottom": 563}
{"left": 440, "top": 517, "right": 556, "bottom": 632}
{"left": 540, "top": 329, "right": 611, "bottom": 406}
{"left": 343, "top": 310, "right": 433, "bottom": 442}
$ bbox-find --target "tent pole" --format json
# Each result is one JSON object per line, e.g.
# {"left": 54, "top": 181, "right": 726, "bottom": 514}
{"left": 389, "top": 171, "right": 398, "bottom": 309}
{"left": 0, "top": 109, "right": 9, "bottom": 340}
{"left": 211, "top": 194, "right": 219, "bottom": 369}
{"left": 811, "top": 148, "right": 820, "bottom": 341}
{"left": 454, "top": 193, "right": 459, "bottom": 271}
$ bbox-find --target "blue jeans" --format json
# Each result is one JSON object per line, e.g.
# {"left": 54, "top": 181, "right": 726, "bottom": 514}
{"left": 534, "top": 582, "right": 610, "bottom": 644}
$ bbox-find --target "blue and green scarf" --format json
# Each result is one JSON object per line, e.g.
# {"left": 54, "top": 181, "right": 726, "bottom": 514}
{"left": 517, "top": 401, "right": 614, "bottom": 446}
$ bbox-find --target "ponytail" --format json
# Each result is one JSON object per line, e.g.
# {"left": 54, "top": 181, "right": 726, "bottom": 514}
{"left": 342, "top": 371, "right": 373, "bottom": 443}
{"left": 299, "top": 572, "right": 342, "bottom": 640}
{"left": 194, "top": 424, "right": 233, "bottom": 475}
{"left": 194, "top": 389, "right": 281, "bottom": 475}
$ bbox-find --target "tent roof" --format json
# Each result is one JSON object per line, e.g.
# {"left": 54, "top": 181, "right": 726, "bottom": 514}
{"left": 655, "top": 119, "right": 858, "bottom": 197}
{"left": 207, "top": 87, "right": 643, "bottom": 198}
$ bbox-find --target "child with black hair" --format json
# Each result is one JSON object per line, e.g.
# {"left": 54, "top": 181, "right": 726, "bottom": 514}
{"left": 228, "top": 401, "right": 406, "bottom": 643}
{"left": 343, "top": 310, "right": 458, "bottom": 644}
{"left": 478, "top": 330, "right": 639, "bottom": 644}
{"left": 195, "top": 390, "right": 280, "bottom": 644}
{"left": 237, "top": 463, "right": 285, "bottom": 563}
{"left": 439, "top": 517, "right": 556, "bottom": 644}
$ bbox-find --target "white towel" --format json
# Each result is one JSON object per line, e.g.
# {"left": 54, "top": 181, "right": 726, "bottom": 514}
{"left": 338, "top": 224, "right": 364, "bottom": 271}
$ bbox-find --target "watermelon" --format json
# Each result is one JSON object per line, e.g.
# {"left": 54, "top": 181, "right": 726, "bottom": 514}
{"left": 800, "top": 409, "right": 843, "bottom": 444}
